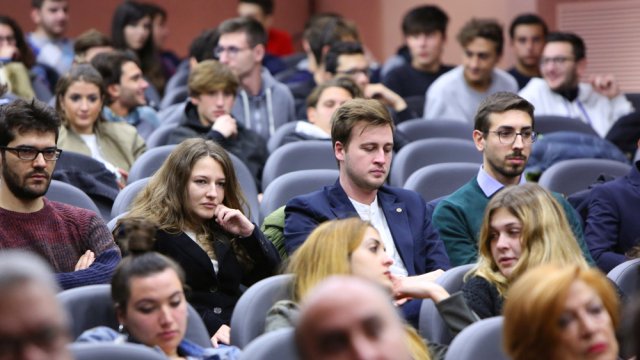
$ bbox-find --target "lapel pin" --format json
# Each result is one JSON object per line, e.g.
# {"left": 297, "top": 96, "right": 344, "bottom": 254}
{"left": 396, "top": 208, "right": 402, "bottom": 213}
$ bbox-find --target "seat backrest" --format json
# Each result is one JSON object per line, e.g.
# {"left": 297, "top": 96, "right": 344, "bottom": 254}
{"left": 607, "top": 258, "right": 640, "bottom": 296}
{"left": 259, "top": 169, "right": 339, "bottom": 224}
{"left": 57, "top": 284, "right": 212, "bottom": 348}
{"left": 444, "top": 316, "right": 508, "bottom": 360}
{"left": 266, "top": 121, "right": 299, "bottom": 153}
{"left": 46, "top": 180, "right": 101, "bottom": 215}
{"left": 145, "top": 124, "right": 180, "bottom": 148}
{"left": 159, "top": 86, "right": 188, "bottom": 110}
{"left": 534, "top": 115, "right": 599, "bottom": 136}
{"left": 419, "top": 264, "right": 475, "bottom": 344}
{"left": 396, "top": 118, "right": 473, "bottom": 143}
{"left": 111, "top": 178, "right": 150, "bottom": 218}
{"left": 390, "top": 138, "right": 481, "bottom": 187}
{"left": 230, "top": 274, "right": 294, "bottom": 348}
{"left": 537, "top": 158, "right": 631, "bottom": 196}
{"left": 238, "top": 327, "right": 299, "bottom": 360}
{"left": 128, "top": 145, "right": 176, "bottom": 183}
{"left": 261, "top": 141, "right": 337, "bottom": 190}
{"left": 404, "top": 162, "right": 479, "bottom": 202}
{"left": 69, "top": 342, "right": 168, "bottom": 360}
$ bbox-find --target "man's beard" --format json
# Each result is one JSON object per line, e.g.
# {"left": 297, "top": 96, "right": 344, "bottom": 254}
{"left": 2, "top": 160, "right": 51, "bottom": 200}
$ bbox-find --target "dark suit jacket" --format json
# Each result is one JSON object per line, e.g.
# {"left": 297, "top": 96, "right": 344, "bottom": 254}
{"left": 584, "top": 161, "right": 640, "bottom": 272}
{"left": 154, "top": 226, "right": 280, "bottom": 335}
{"left": 284, "top": 181, "right": 451, "bottom": 274}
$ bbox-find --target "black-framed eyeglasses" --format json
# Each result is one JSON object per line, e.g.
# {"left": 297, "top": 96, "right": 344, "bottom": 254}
{"left": 213, "top": 45, "right": 250, "bottom": 58}
{"left": 540, "top": 56, "right": 575, "bottom": 66}
{"left": 487, "top": 130, "right": 537, "bottom": 144}
{"left": 336, "top": 67, "right": 371, "bottom": 78}
{"left": 0, "top": 146, "right": 62, "bottom": 161}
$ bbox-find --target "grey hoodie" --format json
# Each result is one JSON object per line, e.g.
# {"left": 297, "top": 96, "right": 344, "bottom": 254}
{"left": 231, "top": 68, "right": 296, "bottom": 141}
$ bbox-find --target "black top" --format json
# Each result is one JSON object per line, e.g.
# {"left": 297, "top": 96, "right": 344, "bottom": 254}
{"left": 461, "top": 275, "right": 504, "bottom": 319}
{"left": 508, "top": 67, "right": 535, "bottom": 90}
{"left": 383, "top": 63, "right": 454, "bottom": 99}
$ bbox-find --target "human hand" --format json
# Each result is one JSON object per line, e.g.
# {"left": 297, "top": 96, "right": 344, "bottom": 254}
{"left": 210, "top": 324, "right": 231, "bottom": 348}
{"left": 212, "top": 114, "right": 238, "bottom": 138}
{"left": 75, "top": 250, "right": 95, "bottom": 271}
{"left": 214, "top": 204, "right": 255, "bottom": 237}
{"left": 364, "top": 83, "right": 407, "bottom": 112}
{"left": 116, "top": 168, "right": 129, "bottom": 189}
{"left": 589, "top": 74, "right": 620, "bottom": 99}
{"left": 391, "top": 272, "right": 450, "bottom": 303}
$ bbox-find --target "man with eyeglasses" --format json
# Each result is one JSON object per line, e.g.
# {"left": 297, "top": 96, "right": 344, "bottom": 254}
{"left": 216, "top": 17, "right": 295, "bottom": 141}
{"left": 519, "top": 32, "right": 634, "bottom": 137}
{"left": 0, "top": 99, "right": 120, "bottom": 290}
{"left": 432, "top": 92, "right": 592, "bottom": 266}
{"left": 424, "top": 19, "right": 518, "bottom": 123}
{"left": 324, "top": 41, "right": 413, "bottom": 123}
{"left": 0, "top": 250, "right": 73, "bottom": 360}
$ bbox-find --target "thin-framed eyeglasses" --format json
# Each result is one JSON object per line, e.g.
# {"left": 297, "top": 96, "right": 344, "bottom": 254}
{"left": 487, "top": 130, "right": 537, "bottom": 144}
{"left": 336, "top": 67, "right": 371, "bottom": 78}
{"left": 0, "top": 146, "right": 62, "bottom": 161}
{"left": 213, "top": 45, "right": 251, "bottom": 58}
{"left": 540, "top": 56, "right": 575, "bottom": 66}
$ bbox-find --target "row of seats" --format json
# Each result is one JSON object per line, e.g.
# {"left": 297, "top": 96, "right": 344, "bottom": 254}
{"left": 57, "top": 258, "right": 640, "bottom": 359}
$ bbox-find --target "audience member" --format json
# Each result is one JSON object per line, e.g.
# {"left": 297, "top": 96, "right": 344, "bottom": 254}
{"left": 584, "top": 144, "right": 640, "bottom": 272}
{"left": 519, "top": 32, "right": 634, "bottom": 137}
{"left": 79, "top": 217, "right": 241, "bottom": 359}
{"left": 55, "top": 64, "right": 146, "bottom": 186}
{"left": 0, "top": 98, "right": 120, "bottom": 289}
{"left": 284, "top": 99, "right": 450, "bottom": 323}
{"left": 270, "top": 218, "right": 476, "bottom": 353}
{"left": 507, "top": 14, "right": 547, "bottom": 89}
{"left": 503, "top": 264, "right": 619, "bottom": 360}
{"left": 91, "top": 50, "right": 160, "bottom": 140}
{"left": 237, "top": 0, "right": 294, "bottom": 57}
{"left": 461, "top": 183, "right": 590, "bottom": 319}
{"left": 217, "top": 17, "right": 295, "bottom": 141}
{"left": 283, "top": 76, "right": 362, "bottom": 144}
{"left": 295, "top": 276, "right": 414, "bottom": 360}
{"left": 142, "top": 2, "right": 181, "bottom": 80}
{"left": 166, "top": 60, "right": 267, "bottom": 189}
{"left": 119, "top": 139, "right": 280, "bottom": 346}
{"left": 432, "top": 92, "right": 590, "bottom": 266}
{"left": 0, "top": 15, "right": 38, "bottom": 100}
{"left": 325, "top": 41, "right": 413, "bottom": 122}
{"left": 111, "top": 0, "right": 166, "bottom": 96}
{"left": 0, "top": 250, "right": 73, "bottom": 360}
{"left": 382, "top": 5, "right": 453, "bottom": 99}
{"left": 27, "top": 0, "right": 73, "bottom": 76}
{"left": 73, "top": 29, "right": 113, "bottom": 64}
{"left": 424, "top": 18, "right": 518, "bottom": 123}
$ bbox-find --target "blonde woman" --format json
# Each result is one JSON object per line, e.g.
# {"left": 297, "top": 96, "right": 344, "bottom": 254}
{"left": 462, "top": 183, "right": 589, "bottom": 319}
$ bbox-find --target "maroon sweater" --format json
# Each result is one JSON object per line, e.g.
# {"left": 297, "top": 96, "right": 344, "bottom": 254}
{"left": 0, "top": 198, "right": 121, "bottom": 289}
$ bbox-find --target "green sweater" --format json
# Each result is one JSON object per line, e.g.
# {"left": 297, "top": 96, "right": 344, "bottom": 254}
{"left": 432, "top": 178, "right": 594, "bottom": 266}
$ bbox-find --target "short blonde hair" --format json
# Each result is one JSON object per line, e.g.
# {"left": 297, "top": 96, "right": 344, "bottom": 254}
{"left": 503, "top": 264, "right": 619, "bottom": 360}
{"left": 471, "top": 183, "right": 588, "bottom": 295}
{"left": 188, "top": 60, "right": 238, "bottom": 97}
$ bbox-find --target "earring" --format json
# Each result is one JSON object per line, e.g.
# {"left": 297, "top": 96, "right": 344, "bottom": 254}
{"left": 118, "top": 324, "right": 125, "bottom": 333}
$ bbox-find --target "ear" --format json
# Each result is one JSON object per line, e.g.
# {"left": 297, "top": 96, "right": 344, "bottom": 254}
{"left": 307, "top": 107, "right": 317, "bottom": 124}
{"left": 30, "top": 8, "right": 41, "bottom": 25}
{"left": 107, "top": 83, "right": 120, "bottom": 100}
{"left": 115, "top": 305, "right": 126, "bottom": 327}
{"left": 334, "top": 141, "right": 345, "bottom": 162}
{"left": 189, "top": 57, "right": 198, "bottom": 70}
{"left": 253, "top": 43, "right": 265, "bottom": 62}
{"left": 189, "top": 95, "right": 200, "bottom": 106}
{"left": 472, "top": 129, "right": 486, "bottom": 152}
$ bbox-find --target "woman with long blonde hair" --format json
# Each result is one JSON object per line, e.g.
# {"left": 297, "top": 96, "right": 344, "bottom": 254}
{"left": 462, "top": 183, "right": 589, "bottom": 319}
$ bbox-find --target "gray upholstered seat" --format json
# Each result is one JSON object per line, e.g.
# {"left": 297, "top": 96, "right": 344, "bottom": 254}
{"left": 46, "top": 180, "right": 101, "bottom": 215}
{"left": 444, "top": 316, "right": 509, "bottom": 360}
{"left": 396, "top": 118, "right": 473, "bottom": 143}
{"left": 537, "top": 158, "right": 631, "bottom": 196}
{"left": 403, "top": 162, "right": 479, "bottom": 202}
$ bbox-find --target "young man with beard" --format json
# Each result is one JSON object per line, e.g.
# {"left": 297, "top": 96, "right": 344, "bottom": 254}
{"left": 424, "top": 19, "right": 518, "bottom": 123}
{"left": 507, "top": 14, "right": 547, "bottom": 89}
{"left": 0, "top": 99, "right": 120, "bottom": 290}
{"left": 91, "top": 51, "right": 160, "bottom": 140}
{"left": 519, "top": 32, "right": 634, "bottom": 137}
{"left": 432, "top": 92, "right": 592, "bottom": 266}
{"left": 284, "top": 99, "right": 450, "bottom": 326}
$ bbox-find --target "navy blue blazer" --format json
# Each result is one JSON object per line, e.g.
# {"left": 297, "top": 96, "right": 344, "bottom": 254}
{"left": 284, "top": 180, "right": 451, "bottom": 274}
{"left": 584, "top": 161, "right": 640, "bottom": 272}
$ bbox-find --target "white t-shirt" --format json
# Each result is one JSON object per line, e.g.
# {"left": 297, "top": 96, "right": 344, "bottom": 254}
{"left": 79, "top": 134, "right": 119, "bottom": 174}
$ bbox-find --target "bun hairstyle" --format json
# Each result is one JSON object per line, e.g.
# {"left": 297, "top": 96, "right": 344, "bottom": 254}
{"left": 111, "top": 217, "right": 187, "bottom": 311}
